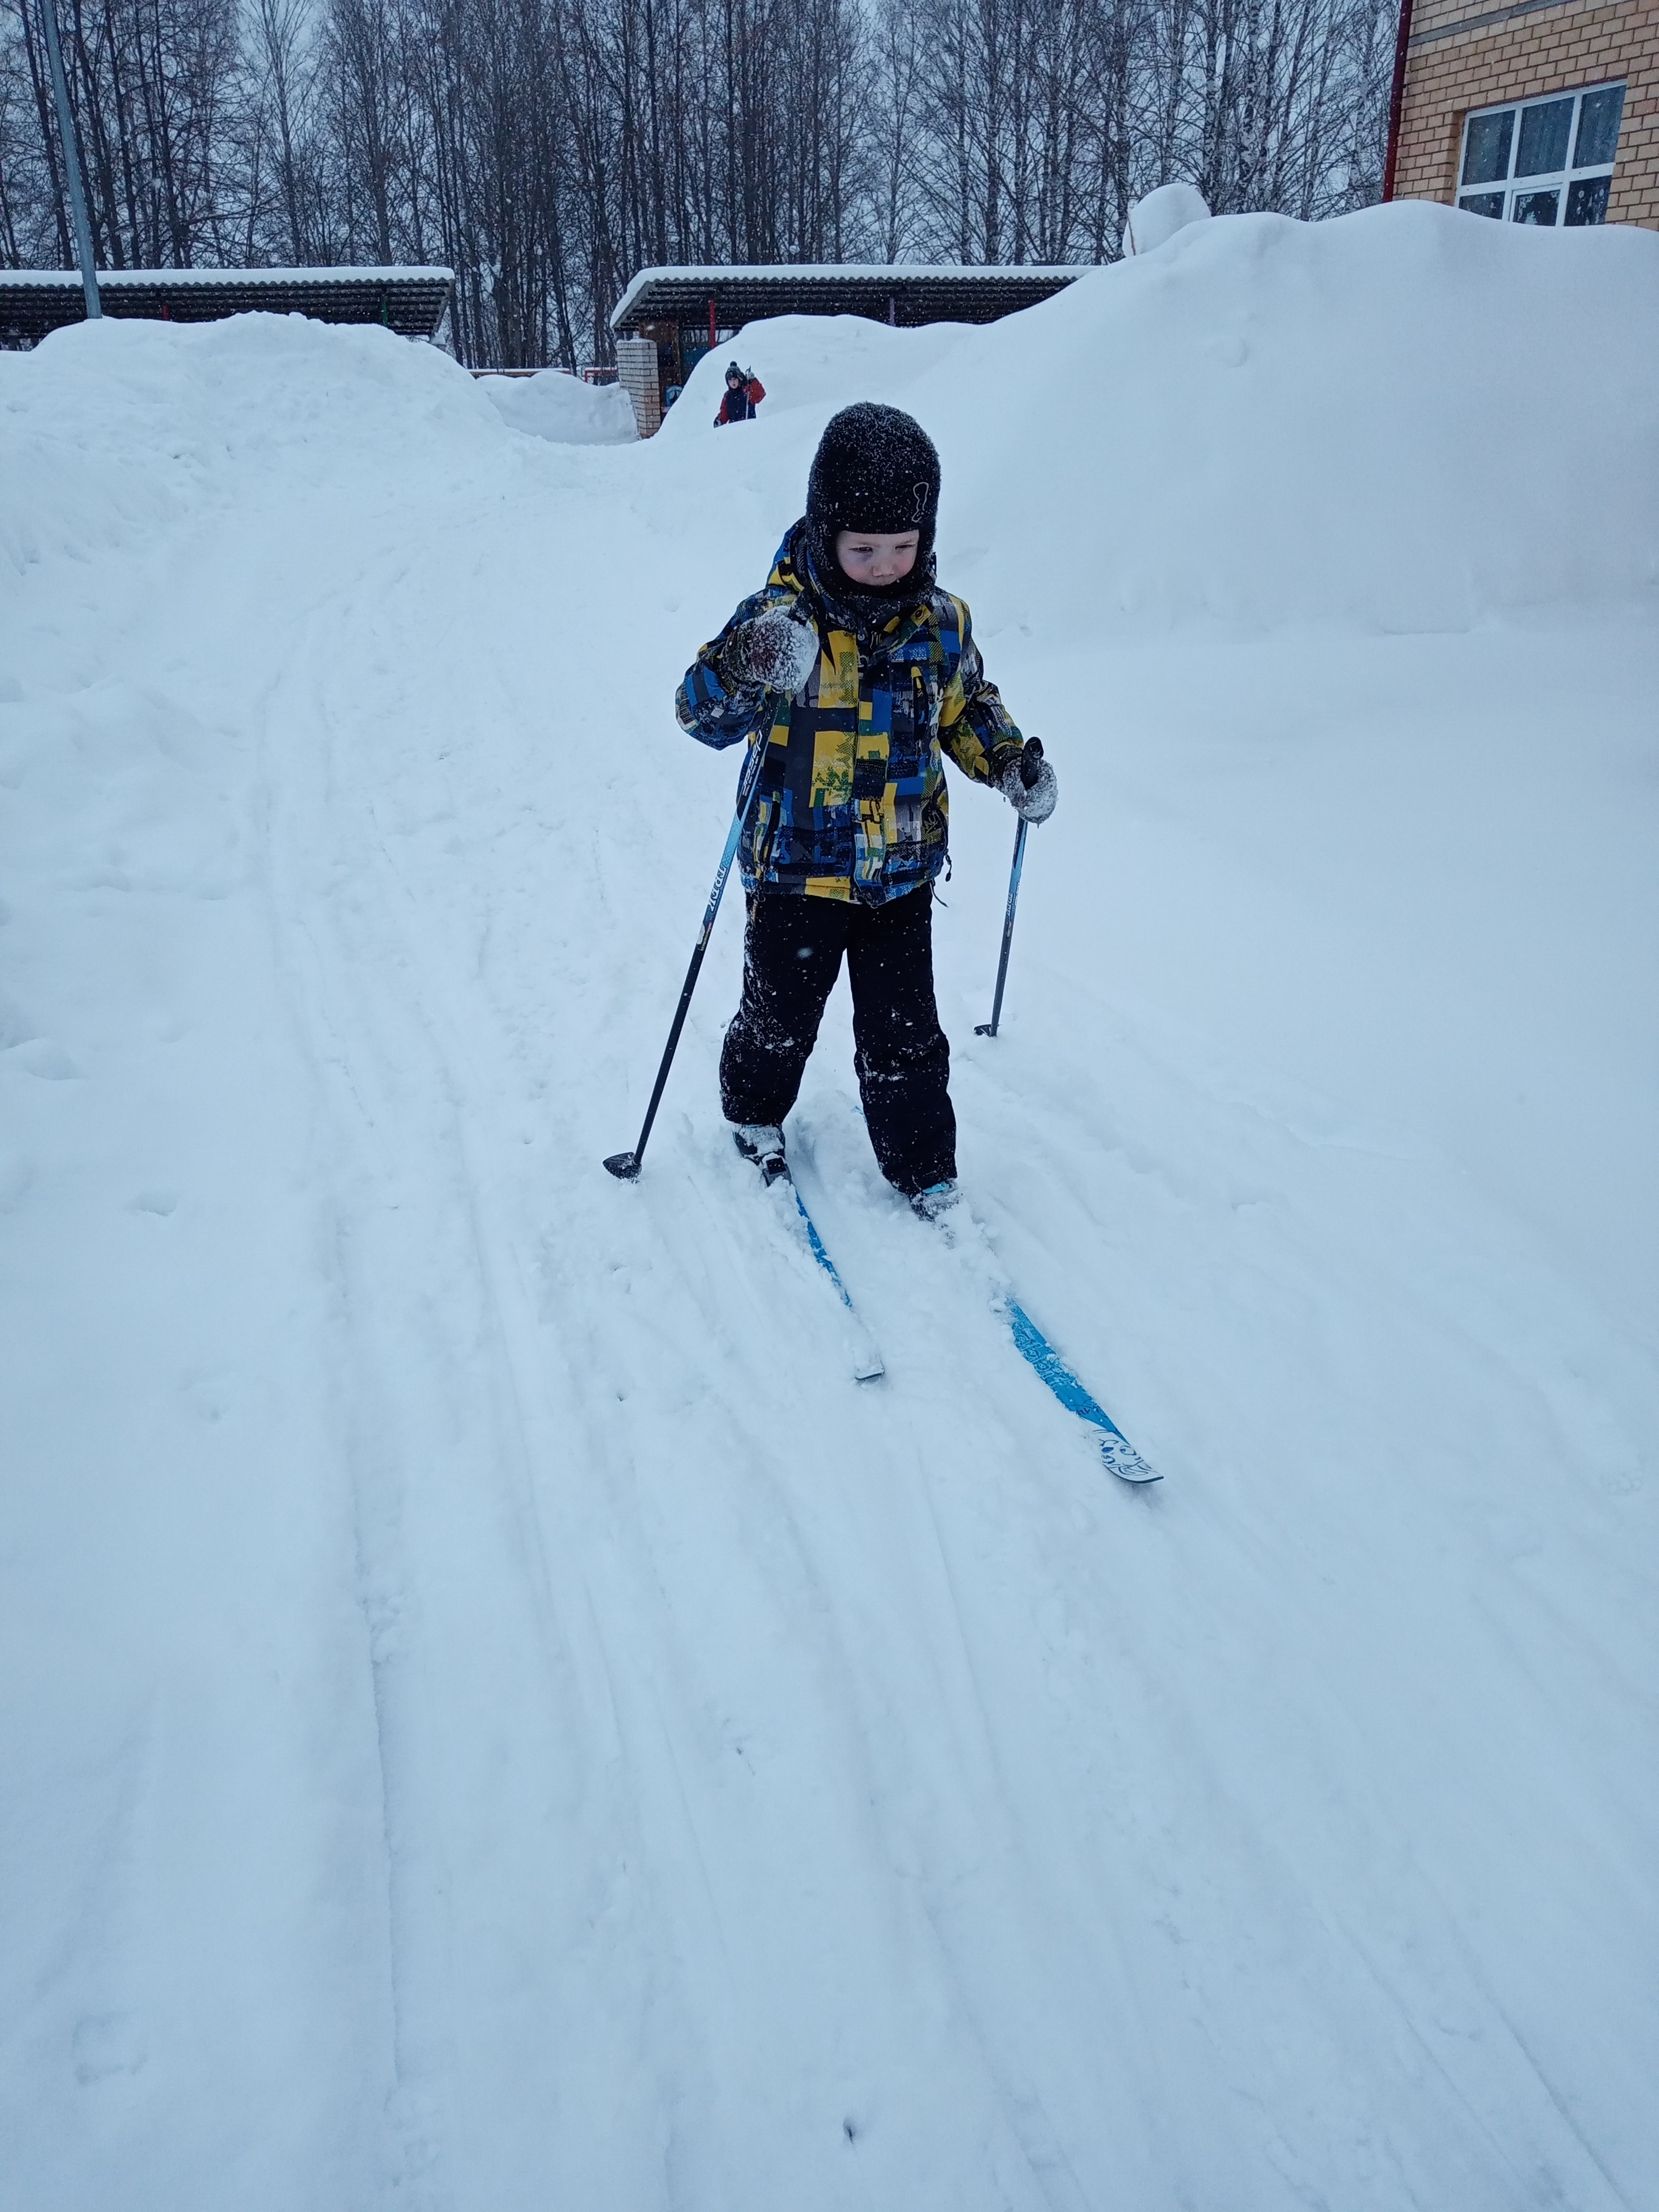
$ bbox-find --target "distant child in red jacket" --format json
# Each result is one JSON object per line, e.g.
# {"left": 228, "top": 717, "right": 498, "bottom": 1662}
{"left": 715, "top": 363, "right": 765, "bottom": 425}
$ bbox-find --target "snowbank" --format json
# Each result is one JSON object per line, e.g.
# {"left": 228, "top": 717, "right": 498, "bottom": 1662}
{"left": 0, "top": 309, "right": 505, "bottom": 582}
{"left": 1124, "top": 179, "right": 1212, "bottom": 253}
{"left": 480, "top": 366, "right": 638, "bottom": 443}
{"left": 653, "top": 312, "right": 970, "bottom": 438}
{"left": 664, "top": 202, "right": 1659, "bottom": 634}
{"left": 2, "top": 212, "right": 1656, "bottom": 2212}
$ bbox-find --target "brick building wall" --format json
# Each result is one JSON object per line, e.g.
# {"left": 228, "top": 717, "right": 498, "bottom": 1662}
{"left": 1393, "top": 0, "right": 1658, "bottom": 225}
{"left": 615, "top": 334, "right": 661, "bottom": 439}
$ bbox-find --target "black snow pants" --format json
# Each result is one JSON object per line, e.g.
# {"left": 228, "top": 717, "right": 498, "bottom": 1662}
{"left": 720, "top": 885, "right": 956, "bottom": 1196}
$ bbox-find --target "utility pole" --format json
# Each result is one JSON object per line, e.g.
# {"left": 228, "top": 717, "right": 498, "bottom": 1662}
{"left": 36, "top": 0, "right": 102, "bottom": 319}
{"left": 1381, "top": 0, "right": 1418, "bottom": 203}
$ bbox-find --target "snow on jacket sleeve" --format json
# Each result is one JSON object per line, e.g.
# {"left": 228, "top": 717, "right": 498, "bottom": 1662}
{"left": 675, "top": 584, "right": 784, "bottom": 749}
{"left": 935, "top": 596, "right": 1024, "bottom": 785}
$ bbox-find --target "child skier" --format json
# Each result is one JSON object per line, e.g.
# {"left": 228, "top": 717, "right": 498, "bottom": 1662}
{"left": 714, "top": 363, "right": 765, "bottom": 424}
{"left": 675, "top": 401, "right": 1057, "bottom": 1214}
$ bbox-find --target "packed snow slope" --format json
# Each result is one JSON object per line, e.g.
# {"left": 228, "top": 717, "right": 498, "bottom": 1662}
{"left": 3, "top": 203, "right": 1657, "bottom": 2212}
{"left": 479, "top": 365, "right": 639, "bottom": 445}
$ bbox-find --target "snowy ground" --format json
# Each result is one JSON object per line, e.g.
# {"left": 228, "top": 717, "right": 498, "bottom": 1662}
{"left": 2, "top": 206, "right": 1657, "bottom": 2211}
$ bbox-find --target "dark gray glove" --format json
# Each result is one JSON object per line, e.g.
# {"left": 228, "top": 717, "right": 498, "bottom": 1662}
{"left": 722, "top": 606, "right": 820, "bottom": 696}
{"left": 998, "top": 736, "right": 1057, "bottom": 825}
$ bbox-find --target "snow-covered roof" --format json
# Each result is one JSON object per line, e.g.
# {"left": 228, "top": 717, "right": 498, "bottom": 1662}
{"left": 0, "top": 264, "right": 453, "bottom": 287}
{"left": 610, "top": 262, "right": 1085, "bottom": 333}
{"left": 0, "top": 265, "right": 453, "bottom": 347}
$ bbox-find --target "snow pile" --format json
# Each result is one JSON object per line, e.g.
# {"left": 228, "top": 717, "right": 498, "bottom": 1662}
{"left": 666, "top": 201, "right": 1659, "bottom": 634}
{"left": 0, "top": 309, "right": 505, "bottom": 584}
{"left": 656, "top": 312, "right": 970, "bottom": 435}
{"left": 2, "top": 210, "right": 1657, "bottom": 2211}
{"left": 1124, "top": 179, "right": 1212, "bottom": 253}
{"left": 480, "top": 366, "right": 638, "bottom": 443}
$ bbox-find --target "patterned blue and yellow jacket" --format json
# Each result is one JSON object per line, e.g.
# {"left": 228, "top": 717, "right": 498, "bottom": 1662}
{"left": 675, "top": 523, "right": 1025, "bottom": 903}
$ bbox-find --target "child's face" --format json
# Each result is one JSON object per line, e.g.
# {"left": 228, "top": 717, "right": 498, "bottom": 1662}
{"left": 835, "top": 530, "right": 919, "bottom": 587}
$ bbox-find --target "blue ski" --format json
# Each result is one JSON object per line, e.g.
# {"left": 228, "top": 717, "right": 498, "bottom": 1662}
{"left": 904, "top": 1176, "right": 1161, "bottom": 1482}
{"left": 999, "top": 1295, "right": 1161, "bottom": 1483}
{"left": 787, "top": 1178, "right": 885, "bottom": 1382}
{"left": 737, "top": 1134, "right": 884, "bottom": 1382}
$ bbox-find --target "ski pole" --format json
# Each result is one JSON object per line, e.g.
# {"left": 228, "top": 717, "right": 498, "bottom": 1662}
{"left": 605, "top": 734, "right": 772, "bottom": 1180}
{"left": 975, "top": 736, "right": 1044, "bottom": 1040}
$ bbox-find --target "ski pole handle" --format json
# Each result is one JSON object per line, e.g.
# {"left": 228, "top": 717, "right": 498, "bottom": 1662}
{"left": 1019, "top": 734, "right": 1044, "bottom": 789}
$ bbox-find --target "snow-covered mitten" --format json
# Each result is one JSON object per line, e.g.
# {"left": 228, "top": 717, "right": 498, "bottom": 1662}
{"left": 999, "top": 738, "right": 1057, "bottom": 825}
{"left": 723, "top": 607, "right": 820, "bottom": 696}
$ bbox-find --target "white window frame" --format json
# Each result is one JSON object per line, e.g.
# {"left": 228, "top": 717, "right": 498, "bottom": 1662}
{"left": 1457, "top": 81, "right": 1624, "bottom": 227}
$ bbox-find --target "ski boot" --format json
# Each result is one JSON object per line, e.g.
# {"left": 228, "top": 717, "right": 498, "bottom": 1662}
{"left": 732, "top": 1122, "right": 789, "bottom": 1186}
{"left": 909, "top": 1179, "right": 961, "bottom": 1224}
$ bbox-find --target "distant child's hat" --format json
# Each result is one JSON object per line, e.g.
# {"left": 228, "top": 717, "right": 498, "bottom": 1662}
{"left": 726, "top": 361, "right": 745, "bottom": 380}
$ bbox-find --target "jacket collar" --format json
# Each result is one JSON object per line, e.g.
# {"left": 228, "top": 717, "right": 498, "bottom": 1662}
{"left": 772, "top": 522, "right": 936, "bottom": 654}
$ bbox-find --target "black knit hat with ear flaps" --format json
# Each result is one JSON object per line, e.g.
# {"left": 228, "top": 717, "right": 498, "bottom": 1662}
{"left": 806, "top": 404, "right": 941, "bottom": 591}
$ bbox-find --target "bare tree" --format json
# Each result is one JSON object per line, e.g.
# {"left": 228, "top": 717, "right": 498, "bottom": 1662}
{"left": 1, "top": 0, "right": 1398, "bottom": 354}
{"left": 246, "top": 0, "right": 320, "bottom": 261}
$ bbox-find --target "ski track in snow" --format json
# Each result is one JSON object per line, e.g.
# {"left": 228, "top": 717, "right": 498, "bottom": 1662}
{"left": 3, "top": 210, "right": 1658, "bottom": 2210}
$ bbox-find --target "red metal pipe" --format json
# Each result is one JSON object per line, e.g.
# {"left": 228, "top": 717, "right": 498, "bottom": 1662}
{"left": 708, "top": 297, "right": 716, "bottom": 348}
{"left": 1381, "top": 0, "right": 1418, "bottom": 202}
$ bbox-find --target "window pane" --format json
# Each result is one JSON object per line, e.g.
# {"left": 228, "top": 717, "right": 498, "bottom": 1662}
{"left": 1462, "top": 108, "right": 1514, "bottom": 186}
{"left": 1565, "top": 175, "right": 1612, "bottom": 225}
{"left": 1512, "top": 188, "right": 1560, "bottom": 224}
{"left": 1459, "top": 191, "right": 1506, "bottom": 219}
{"left": 1515, "top": 97, "right": 1572, "bottom": 177}
{"left": 1573, "top": 84, "right": 1624, "bottom": 168}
